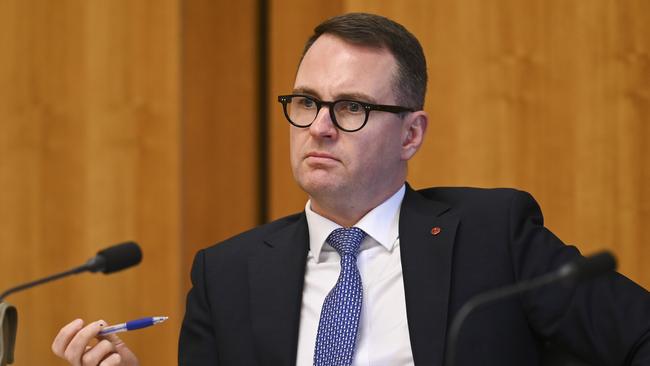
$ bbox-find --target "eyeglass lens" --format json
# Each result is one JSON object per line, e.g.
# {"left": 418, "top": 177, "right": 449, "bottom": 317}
{"left": 286, "top": 96, "right": 366, "bottom": 131}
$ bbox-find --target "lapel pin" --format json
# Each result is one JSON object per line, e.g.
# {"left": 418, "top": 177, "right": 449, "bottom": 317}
{"left": 431, "top": 227, "right": 441, "bottom": 236}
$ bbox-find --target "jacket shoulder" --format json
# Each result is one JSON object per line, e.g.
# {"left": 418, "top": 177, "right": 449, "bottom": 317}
{"left": 410, "top": 186, "right": 544, "bottom": 226}
{"left": 416, "top": 186, "right": 537, "bottom": 210}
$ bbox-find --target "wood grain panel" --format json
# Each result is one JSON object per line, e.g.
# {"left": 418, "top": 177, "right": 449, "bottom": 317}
{"left": 182, "top": 0, "right": 259, "bottom": 289}
{"left": 344, "top": 0, "right": 650, "bottom": 286}
{"left": 268, "top": 0, "right": 343, "bottom": 219}
{"left": 0, "top": 0, "right": 181, "bottom": 364}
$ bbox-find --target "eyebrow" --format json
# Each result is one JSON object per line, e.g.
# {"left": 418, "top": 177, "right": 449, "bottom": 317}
{"left": 292, "top": 87, "right": 379, "bottom": 104}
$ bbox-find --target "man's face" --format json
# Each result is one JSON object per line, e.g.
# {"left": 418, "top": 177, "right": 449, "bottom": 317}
{"left": 289, "top": 34, "right": 412, "bottom": 206}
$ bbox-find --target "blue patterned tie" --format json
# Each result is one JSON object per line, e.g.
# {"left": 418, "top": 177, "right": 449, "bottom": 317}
{"left": 314, "top": 227, "right": 367, "bottom": 366}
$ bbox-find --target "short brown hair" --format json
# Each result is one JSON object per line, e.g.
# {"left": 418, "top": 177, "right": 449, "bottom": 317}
{"left": 301, "top": 13, "right": 427, "bottom": 110}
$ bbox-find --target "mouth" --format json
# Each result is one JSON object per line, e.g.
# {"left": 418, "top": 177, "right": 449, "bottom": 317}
{"left": 304, "top": 151, "right": 339, "bottom": 163}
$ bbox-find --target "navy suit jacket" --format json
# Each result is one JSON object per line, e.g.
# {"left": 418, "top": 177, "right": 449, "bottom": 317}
{"left": 178, "top": 185, "right": 650, "bottom": 365}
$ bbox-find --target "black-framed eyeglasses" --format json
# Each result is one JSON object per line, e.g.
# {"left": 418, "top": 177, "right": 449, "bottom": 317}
{"left": 277, "top": 94, "right": 414, "bottom": 132}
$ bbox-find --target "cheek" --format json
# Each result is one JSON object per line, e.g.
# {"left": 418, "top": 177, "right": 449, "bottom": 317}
{"left": 289, "top": 129, "right": 311, "bottom": 173}
{"left": 289, "top": 130, "right": 301, "bottom": 161}
{"left": 369, "top": 127, "right": 403, "bottom": 158}
{"left": 352, "top": 135, "right": 401, "bottom": 172}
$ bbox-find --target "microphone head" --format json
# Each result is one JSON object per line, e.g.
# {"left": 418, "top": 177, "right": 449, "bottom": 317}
{"left": 89, "top": 242, "right": 143, "bottom": 274}
{"left": 561, "top": 250, "right": 617, "bottom": 284}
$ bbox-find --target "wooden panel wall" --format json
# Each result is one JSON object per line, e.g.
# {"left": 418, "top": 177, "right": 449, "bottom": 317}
{"left": 268, "top": 1, "right": 650, "bottom": 287}
{"left": 182, "top": 0, "right": 258, "bottom": 288}
{"left": 0, "top": 0, "right": 260, "bottom": 363}
{"left": 0, "top": 0, "right": 260, "bottom": 364}
{"left": 0, "top": 0, "right": 182, "bottom": 365}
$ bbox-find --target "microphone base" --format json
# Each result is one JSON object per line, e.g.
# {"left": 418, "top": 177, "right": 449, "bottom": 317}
{"left": 0, "top": 302, "right": 17, "bottom": 365}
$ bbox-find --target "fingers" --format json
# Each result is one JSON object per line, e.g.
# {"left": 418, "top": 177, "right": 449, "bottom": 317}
{"left": 81, "top": 339, "right": 116, "bottom": 365}
{"left": 103, "top": 333, "right": 126, "bottom": 350}
{"left": 52, "top": 318, "right": 139, "bottom": 366}
{"left": 102, "top": 333, "right": 140, "bottom": 365}
{"left": 52, "top": 318, "right": 84, "bottom": 359}
{"left": 98, "top": 353, "right": 122, "bottom": 366}
{"left": 52, "top": 319, "right": 111, "bottom": 366}
{"left": 67, "top": 320, "right": 108, "bottom": 364}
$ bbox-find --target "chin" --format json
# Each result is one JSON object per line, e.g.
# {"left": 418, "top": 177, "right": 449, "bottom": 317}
{"left": 296, "top": 172, "right": 343, "bottom": 197}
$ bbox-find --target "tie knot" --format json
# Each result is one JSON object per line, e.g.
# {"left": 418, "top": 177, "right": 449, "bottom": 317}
{"left": 326, "top": 227, "right": 367, "bottom": 256}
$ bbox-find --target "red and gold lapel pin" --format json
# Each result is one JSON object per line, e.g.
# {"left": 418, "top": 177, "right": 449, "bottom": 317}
{"left": 431, "top": 227, "right": 441, "bottom": 236}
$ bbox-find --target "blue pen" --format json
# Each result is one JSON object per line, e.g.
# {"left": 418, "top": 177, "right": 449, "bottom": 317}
{"left": 98, "top": 316, "right": 168, "bottom": 336}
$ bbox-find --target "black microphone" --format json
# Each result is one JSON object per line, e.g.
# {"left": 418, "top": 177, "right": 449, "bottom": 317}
{"left": 0, "top": 241, "right": 142, "bottom": 301}
{"left": 84, "top": 241, "right": 143, "bottom": 274}
{"left": 556, "top": 251, "right": 617, "bottom": 284}
{"left": 443, "top": 250, "right": 617, "bottom": 366}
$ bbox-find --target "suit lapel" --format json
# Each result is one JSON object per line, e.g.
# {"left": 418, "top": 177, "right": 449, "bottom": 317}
{"left": 400, "top": 185, "right": 459, "bottom": 366}
{"left": 248, "top": 214, "right": 309, "bottom": 365}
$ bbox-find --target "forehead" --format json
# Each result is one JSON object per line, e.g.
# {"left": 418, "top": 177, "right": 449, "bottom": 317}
{"left": 294, "top": 34, "right": 398, "bottom": 103}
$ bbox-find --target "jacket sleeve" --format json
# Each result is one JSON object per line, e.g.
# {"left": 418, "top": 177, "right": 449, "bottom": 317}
{"left": 509, "top": 190, "right": 650, "bottom": 365}
{"left": 178, "top": 249, "right": 220, "bottom": 365}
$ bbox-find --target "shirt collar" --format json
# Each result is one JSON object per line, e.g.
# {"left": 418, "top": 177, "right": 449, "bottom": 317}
{"left": 305, "top": 184, "right": 405, "bottom": 263}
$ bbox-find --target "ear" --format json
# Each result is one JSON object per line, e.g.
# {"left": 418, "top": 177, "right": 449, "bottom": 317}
{"left": 400, "top": 111, "right": 428, "bottom": 161}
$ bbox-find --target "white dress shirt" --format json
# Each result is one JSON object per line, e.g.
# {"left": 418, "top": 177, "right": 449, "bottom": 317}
{"left": 296, "top": 185, "right": 415, "bottom": 366}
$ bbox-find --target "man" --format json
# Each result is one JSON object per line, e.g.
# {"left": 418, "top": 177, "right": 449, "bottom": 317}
{"left": 52, "top": 13, "right": 650, "bottom": 366}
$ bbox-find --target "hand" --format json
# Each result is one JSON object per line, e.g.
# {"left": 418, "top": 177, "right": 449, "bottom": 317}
{"left": 52, "top": 319, "right": 140, "bottom": 366}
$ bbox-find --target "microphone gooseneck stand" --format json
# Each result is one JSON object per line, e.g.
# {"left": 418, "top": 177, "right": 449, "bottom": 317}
{"left": 0, "top": 265, "right": 89, "bottom": 365}
{"left": 443, "top": 251, "right": 616, "bottom": 366}
{"left": 0, "top": 241, "right": 141, "bottom": 366}
{"left": 443, "top": 269, "right": 565, "bottom": 366}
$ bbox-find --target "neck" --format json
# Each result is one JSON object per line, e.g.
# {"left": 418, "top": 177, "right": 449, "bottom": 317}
{"left": 309, "top": 183, "right": 404, "bottom": 227}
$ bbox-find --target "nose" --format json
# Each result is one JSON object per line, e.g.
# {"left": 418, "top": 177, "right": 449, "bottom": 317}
{"left": 309, "top": 105, "right": 338, "bottom": 139}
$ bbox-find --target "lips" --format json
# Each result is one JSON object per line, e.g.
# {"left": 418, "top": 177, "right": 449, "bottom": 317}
{"left": 306, "top": 151, "right": 337, "bottom": 159}
{"left": 304, "top": 151, "right": 340, "bottom": 163}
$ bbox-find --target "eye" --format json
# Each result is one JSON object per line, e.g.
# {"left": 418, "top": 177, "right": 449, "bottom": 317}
{"left": 296, "top": 96, "right": 316, "bottom": 109}
{"left": 342, "top": 101, "right": 364, "bottom": 114}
